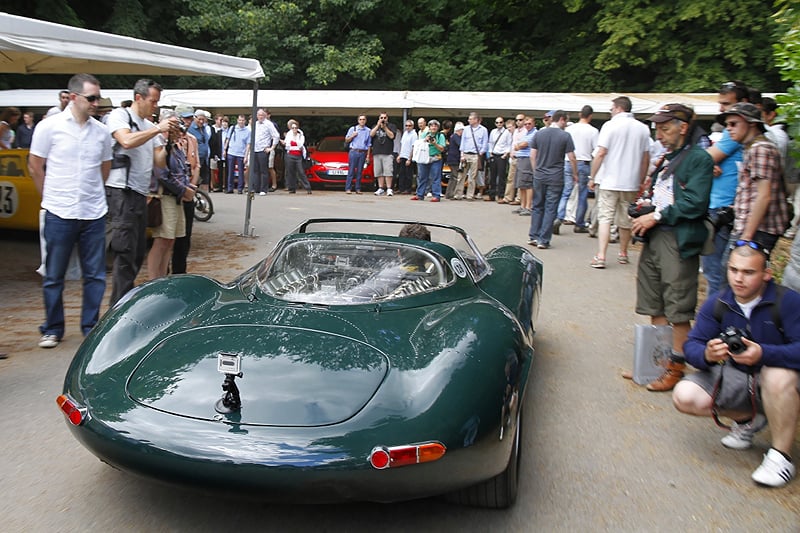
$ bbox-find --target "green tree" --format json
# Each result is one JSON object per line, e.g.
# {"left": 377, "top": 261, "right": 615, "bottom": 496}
{"left": 772, "top": 0, "right": 800, "bottom": 169}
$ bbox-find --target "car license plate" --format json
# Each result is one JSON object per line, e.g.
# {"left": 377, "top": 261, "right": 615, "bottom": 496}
{"left": 328, "top": 169, "right": 347, "bottom": 175}
{"left": 217, "top": 352, "right": 241, "bottom": 374}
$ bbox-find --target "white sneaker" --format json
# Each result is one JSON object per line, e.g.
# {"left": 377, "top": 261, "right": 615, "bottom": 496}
{"left": 752, "top": 448, "right": 796, "bottom": 487}
{"left": 374, "top": 188, "right": 385, "bottom": 196}
{"left": 426, "top": 192, "right": 433, "bottom": 198}
{"left": 259, "top": 191, "right": 266, "bottom": 196}
{"left": 386, "top": 188, "right": 393, "bottom": 196}
{"left": 721, "top": 414, "right": 766, "bottom": 450}
{"left": 39, "top": 334, "right": 60, "bottom": 349}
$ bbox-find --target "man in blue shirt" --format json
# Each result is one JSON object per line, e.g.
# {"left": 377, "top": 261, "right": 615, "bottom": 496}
{"left": 702, "top": 81, "right": 749, "bottom": 294}
{"left": 344, "top": 114, "right": 372, "bottom": 194}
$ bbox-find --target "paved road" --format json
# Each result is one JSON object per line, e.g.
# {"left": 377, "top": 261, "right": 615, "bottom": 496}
{"left": 1, "top": 190, "right": 798, "bottom": 531}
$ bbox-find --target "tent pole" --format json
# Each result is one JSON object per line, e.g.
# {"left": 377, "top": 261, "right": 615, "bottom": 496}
{"left": 241, "top": 80, "right": 259, "bottom": 237}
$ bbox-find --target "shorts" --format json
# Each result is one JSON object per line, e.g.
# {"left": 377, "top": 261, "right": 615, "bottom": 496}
{"left": 373, "top": 154, "right": 394, "bottom": 177}
{"left": 151, "top": 195, "right": 186, "bottom": 240}
{"left": 636, "top": 229, "right": 698, "bottom": 323}
{"left": 597, "top": 189, "right": 637, "bottom": 228}
{"left": 684, "top": 365, "right": 800, "bottom": 415}
{"left": 515, "top": 157, "right": 533, "bottom": 189}
{"left": 268, "top": 150, "right": 276, "bottom": 168}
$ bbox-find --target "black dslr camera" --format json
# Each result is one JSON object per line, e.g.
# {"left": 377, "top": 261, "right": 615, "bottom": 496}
{"left": 628, "top": 202, "right": 656, "bottom": 243}
{"left": 719, "top": 326, "right": 748, "bottom": 354}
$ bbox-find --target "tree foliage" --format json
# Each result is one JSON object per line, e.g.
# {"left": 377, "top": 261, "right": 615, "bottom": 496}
{"left": 772, "top": 0, "right": 800, "bottom": 169}
{"left": 1, "top": 0, "right": 789, "bottom": 94}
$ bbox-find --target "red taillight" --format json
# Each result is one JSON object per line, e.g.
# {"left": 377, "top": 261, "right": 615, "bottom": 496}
{"left": 56, "top": 394, "right": 86, "bottom": 426}
{"left": 369, "top": 442, "right": 446, "bottom": 470}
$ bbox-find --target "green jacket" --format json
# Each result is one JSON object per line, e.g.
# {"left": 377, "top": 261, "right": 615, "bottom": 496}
{"left": 656, "top": 145, "right": 713, "bottom": 259}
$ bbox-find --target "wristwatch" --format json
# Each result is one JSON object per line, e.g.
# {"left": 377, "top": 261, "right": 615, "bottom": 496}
{"left": 653, "top": 210, "right": 662, "bottom": 223}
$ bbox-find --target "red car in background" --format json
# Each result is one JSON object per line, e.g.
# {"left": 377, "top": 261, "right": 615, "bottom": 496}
{"left": 305, "top": 136, "right": 374, "bottom": 189}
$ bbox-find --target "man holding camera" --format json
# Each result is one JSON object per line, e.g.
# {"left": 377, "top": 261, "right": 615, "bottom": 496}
{"left": 673, "top": 242, "right": 800, "bottom": 487}
{"left": 370, "top": 112, "right": 397, "bottom": 196}
{"left": 630, "top": 104, "right": 712, "bottom": 391}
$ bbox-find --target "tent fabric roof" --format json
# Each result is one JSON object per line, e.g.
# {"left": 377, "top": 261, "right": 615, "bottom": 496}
{"left": 0, "top": 88, "right": 749, "bottom": 120}
{"left": 0, "top": 12, "right": 264, "bottom": 80}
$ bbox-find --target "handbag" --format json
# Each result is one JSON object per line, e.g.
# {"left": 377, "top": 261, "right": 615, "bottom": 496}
{"left": 711, "top": 362, "right": 761, "bottom": 430}
{"left": 632, "top": 324, "right": 673, "bottom": 385}
{"left": 147, "top": 196, "right": 163, "bottom": 228}
{"left": 412, "top": 139, "right": 431, "bottom": 164}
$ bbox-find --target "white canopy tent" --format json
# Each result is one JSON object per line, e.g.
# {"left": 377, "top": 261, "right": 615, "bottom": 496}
{"left": 1, "top": 88, "right": 732, "bottom": 121}
{"left": 0, "top": 12, "right": 263, "bottom": 79}
{"left": 0, "top": 11, "right": 265, "bottom": 235}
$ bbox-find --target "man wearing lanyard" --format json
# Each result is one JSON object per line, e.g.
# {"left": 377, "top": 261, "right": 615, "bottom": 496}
{"left": 345, "top": 115, "right": 372, "bottom": 194}
{"left": 460, "top": 112, "right": 489, "bottom": 201}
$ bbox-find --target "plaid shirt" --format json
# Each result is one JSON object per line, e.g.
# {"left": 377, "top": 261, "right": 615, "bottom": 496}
{"left": 733, "top": 136, "right": 788, "bottom": 236}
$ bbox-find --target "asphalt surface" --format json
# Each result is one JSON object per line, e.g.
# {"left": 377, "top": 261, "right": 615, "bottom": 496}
{"left": 1, "top": 189, "right": 798, "bottom": 532}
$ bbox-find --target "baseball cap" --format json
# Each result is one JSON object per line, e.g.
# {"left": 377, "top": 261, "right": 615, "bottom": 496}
{"left": 174, "top": 104, "right": 195, "bottom": 118}
{"left": 716, "top": 103, "right": 766, "bottom": 132}
{"left": 544, "top": 110, "right": 556, "bottom": 118}
{"left": 454, "top": 121, "right": 465, "bottom": 131}
{"left": 647, "top": 103, "right": 694, "bottom": 123}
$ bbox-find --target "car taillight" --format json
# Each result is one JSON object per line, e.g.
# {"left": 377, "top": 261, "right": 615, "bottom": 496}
{"left": 369, "top": 442, "right": 446, "bottom": 470}
{"left": 56, "top": 394, "right": 87, "bottom": 426}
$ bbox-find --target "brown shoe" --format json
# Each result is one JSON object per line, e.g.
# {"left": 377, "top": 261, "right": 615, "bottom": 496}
{"left": 621, "top": 369, "right": 633, "bottom": 380}
{"left": 646, "top": 361, "right": 685, "bottom": 392}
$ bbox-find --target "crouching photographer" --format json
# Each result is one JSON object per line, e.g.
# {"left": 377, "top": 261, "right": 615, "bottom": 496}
{"left": 673, "top": 242, "right": 800, "bottom": 488}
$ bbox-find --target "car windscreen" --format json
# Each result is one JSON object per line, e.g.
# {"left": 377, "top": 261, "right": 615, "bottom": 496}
{"left": 258, "top": 239, "right": 453, "bottom": 305}
{"left": 316, "top": 138, "right": 345, "bottom": 152}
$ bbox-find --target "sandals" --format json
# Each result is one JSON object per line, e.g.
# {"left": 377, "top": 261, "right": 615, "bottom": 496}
{"left": 618, "top": 254, "right": 629, "bottom": 265}
{"left": 590, "top": 256, "right": 606, "bottom": 269}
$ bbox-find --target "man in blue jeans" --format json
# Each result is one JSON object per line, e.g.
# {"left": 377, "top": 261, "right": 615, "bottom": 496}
{"left": 28, "top": 73, "right": 113, "bottom": 349}
{"left": 555, "top": 105, "right": 598, "bottom": 233}
{"left": 528, "top": 111, "right": 578, "bottom": 249}
{"left": 344, "top": 115, "right": 372, "bottom": 193}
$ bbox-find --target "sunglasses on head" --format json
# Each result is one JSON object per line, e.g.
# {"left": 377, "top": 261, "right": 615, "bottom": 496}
{"left": 733, "top": 239, "right": 770, "bottom": 258}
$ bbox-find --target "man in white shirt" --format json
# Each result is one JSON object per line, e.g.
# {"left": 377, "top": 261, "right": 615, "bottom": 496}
{"left": 29, "top": 73, "right": 113, "bottom": 349}
{"left": 251, "top": 108, "right": 280, "bottom": 195}
{"left": 487, "top": 116, "right": 513, "bottom": 202}
{"left": 105, "top": 79, "right": 179, "bottom": 305}
{"left": 557, "top": 105, "right": 599, "bottom": 233}
{"left": 43, "top": 90, "right": 70, "bottom": 119}
{"left": 588, "top": 96, "right": 651, "bottom": 269}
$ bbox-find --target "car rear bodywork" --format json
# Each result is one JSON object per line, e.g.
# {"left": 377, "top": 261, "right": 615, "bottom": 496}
{"left": 59, "top": 220, "right": 542, "bottom": 507}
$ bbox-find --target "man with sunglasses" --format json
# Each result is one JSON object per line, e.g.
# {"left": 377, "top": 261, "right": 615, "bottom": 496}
{"left": 673, "top": 242, "right": 800, "bottom": 488}
{"left": 717, "top": 103, "right": 789, "bottom": 276}
{"left": 29, "top": 73, "right": 113, "bottom": 349}
{"left": 701, "top": 81, "right": 750, "bottom": 294}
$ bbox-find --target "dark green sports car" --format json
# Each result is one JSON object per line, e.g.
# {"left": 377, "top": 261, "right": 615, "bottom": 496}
{"left": 57, "top": 219, "right": 543, "bottom": 508}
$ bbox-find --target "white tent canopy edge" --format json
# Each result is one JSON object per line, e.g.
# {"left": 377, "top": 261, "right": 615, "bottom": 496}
{"left": 0, "top": 12, "right": 264, "bottom": 236}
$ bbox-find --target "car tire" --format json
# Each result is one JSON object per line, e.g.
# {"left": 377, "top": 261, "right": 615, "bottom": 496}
{"left": 444, "top": 402, "right": 522, "bottom": 509}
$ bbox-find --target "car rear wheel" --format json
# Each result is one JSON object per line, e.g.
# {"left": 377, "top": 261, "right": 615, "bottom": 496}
{"left": 444, "top": 403, "right": 523, "bottom": 508}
